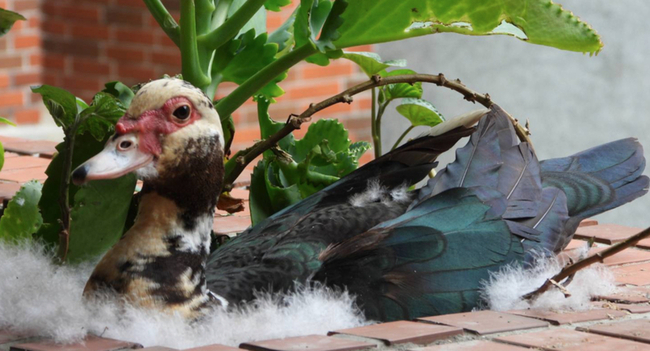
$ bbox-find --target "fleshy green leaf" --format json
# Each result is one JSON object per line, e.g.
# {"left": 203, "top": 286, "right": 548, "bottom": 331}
{"left": 349, "top": 141, "right": 371, "bottom": 161}
{"left": 257, "top": 96, "right": 294, "bottom": 153}
{"left": 268, "top": 9, "right": 296, "bottom": 54}
{"left": 265, "top": 0, "right": 292, "bottom": 12}
{"left": 228, "top": 0, "right": 267, "bottom": 37}
{"left": 396, "top": 98, "right": 445, "bottom": 127}
{"left": 66, "top": 175, "right": 136, "bottom": 263}
{"left": 292, "top": 119, "right": 350, "bottom": 162}
{"left": 221, "top": 114, "right": 235, "bottom": 153}
{"left": 103, "top": 81, "right": 135, "bottom": 108}
{"left": 0, "top": 180, "right": 42, "bottom": 242}
{"left": 295, "top": 0, "right": 345, "bottom": 65}
{"left": 295, "top": 0, "right": 333, "bottom": 50}
{"left": 264, "top": 161, "right": 302, "bottom": 212}
{"left": 31, "top": 85, "right": 78, "bottom": 130}
{"left": 250, "top": 160, "right": 275, "bottom": 226}
{"left": 215, "top": 31, "right": 286, "bottom": 100}
{"left": 342, "top": 52, "right": 406, "bottom": 77}
{"left": 379, "top": 69, "right": 423, "bottom": 103}
{"left": 332, "top": 0, "right": 603, "bottom": 54}
{"left": 0, "top": 8, "right": 24, "bottom": 37}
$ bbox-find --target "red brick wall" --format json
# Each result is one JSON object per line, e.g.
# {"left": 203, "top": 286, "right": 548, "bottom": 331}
{"left": 0, "top": 0, "right": 42, "bottom": 125}
{"left": 3, "top": 0, "right": 373, "bottom": 154}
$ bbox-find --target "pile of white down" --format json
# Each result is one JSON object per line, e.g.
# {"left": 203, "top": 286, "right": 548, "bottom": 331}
{"left": 0, "top": 242, "right": 366, "bottom": 349}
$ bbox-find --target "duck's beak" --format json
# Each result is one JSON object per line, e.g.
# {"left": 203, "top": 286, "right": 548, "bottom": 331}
{"left": 72, "top": 133, "right": 154, "bottom": 185}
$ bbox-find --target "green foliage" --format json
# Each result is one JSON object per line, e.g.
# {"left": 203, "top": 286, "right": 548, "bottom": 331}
{"left": 342, "top": 52, "right": 406, "bottom": 77}
{"left": 332, "top": 0, "right": 603, "bottom": 54}
{"left": 0, "top": 8, "right": 24, "bottom": 37}
{"left": 379, "top": 69, "right": 423, "bottom": 103}
{"left": 31, "top": 84, "right": 136, "bottom": 262}
{"left": 249, "top": 98, "right": 369, "bottom": 224}
{"left": 31, "top": 85, "right": 79, "bottom": 130}
{"left": 35, "top": 133, "right": 108, "bottom": 246}
{"left": 396, "top": 98, "right": 445, "bottom": 127}
{"left": 103, "top": 81, "right": 135, "bottom": 107}
{"left": 67, "top": 176, "right": 136, "bottom": 263}
{"left": 0, "top": 181, "right": 43, "bottom": 242}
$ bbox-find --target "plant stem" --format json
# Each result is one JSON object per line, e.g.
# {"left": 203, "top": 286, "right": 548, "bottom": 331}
{"left": 143, "top": 0, "right": 181, "bottom": 47}
{"left": 195, "top": 0, "right": 216, "bottom": 34}
{"left": 370, "top": 88, "right": 378, "bottom": 158}
{"left": 215, "top": 43, "right": 318, "bottom": 119}
{"left": 211, "top": 0, "right": 232, "bottom": 30}
{"left": 222, "top": 73, "right": 500, "bottom": 189}
{"left": 391, "top": 125, "right": 415, "bottom": 150}
{"left": 180, "top": 0, "right": 211, "bottom": 89}
{"left": 199, "top": 0, "right": 266, "bottom": 50}
{"left": 374, "top": 101, "right": 388, "bottom": 157}
{"left": 522, "top": 226, "right": 650, "bottom": 301}
{"left": 56, "top": 116, "right": 85, "bottom": 262}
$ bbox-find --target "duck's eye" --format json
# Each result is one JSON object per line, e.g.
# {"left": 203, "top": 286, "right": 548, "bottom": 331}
{"left": 118, "top": 140, "right": 133, "bottom": 151}
{"left": 173, "top": 105, "right": 191, "bottom": 120}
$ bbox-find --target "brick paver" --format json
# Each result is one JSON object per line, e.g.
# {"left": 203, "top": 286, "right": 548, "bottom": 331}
{"left": 330, "top": 321, "right": 463, "bottom": 345}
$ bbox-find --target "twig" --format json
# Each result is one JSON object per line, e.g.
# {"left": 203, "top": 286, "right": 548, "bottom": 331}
{"left": 223, "top": 73, "right": 506, "bottom": 188}
{"left": 522, "top": 226, "right": 650, "bottom": 301}
{"left": 549, "top": 279, "right": 572, "bottom": 298}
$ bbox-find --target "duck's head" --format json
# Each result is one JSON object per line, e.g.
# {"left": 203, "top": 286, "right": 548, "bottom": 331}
{"left": 72, "top": 78, "right": 224, "bottom": 201}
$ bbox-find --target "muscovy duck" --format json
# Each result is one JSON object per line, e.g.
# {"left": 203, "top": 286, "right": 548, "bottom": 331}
{"left": 73, "top": 78, "right": 649, "bottom": 321}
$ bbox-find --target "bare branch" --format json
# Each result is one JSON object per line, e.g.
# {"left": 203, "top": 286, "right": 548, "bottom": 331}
{"left": 223, "top": 73, "right": 531, "bottom": 189}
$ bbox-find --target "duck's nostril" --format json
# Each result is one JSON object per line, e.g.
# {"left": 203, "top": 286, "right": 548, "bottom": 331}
{"left": 72, "top": 165, "right": 88, "bottom": 186}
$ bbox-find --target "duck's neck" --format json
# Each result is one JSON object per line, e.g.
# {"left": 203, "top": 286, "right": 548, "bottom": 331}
{"left": 84, "top": 136, "right": 224, "bottom": 317}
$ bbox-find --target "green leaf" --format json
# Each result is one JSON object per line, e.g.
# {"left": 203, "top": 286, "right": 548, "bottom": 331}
{"left": 229, "top": 0, "right": 267, "bottom": 37}
{"left": 292, "top": 119, "right": 351, "bottom": 162}
{"left": 35, "top": 133, "right": 108, "bottom": 246}
{"left": 264, "top": 161, "right": 302, "bottom": 212}
{"left": 342, "top": 51, "right": 406, "bottom": 77}
{"left": 379, "top": 69, "right": 423, "bottom": 103}
{"left": 349, "top": 141, "right": 371, "bottom": 161}
{"left": 31, "top": 85, "right": 78, "bottom": 130}
{"left": 66, "top": 175, "right": 136, "bottom": 263}
{"left": 78, "top": 92, "right": 125, "bottom": 141}
{"left": 295, "top": 0, "right": 345, "bottom": 65}
{"left": 396, "top": 98, "right": 445, "bottom": 127}
{"left": 221, "top": 114, "right": 235, "bottom": 153}
{"left": 332, "top": 0, "right": 603, "bottom": 54}
{"left": 250, "top": 160, "right": 275, "bottom": 226}
{"left": 0, "top": 8, "right": 24, "bottom": 37}
{"left": 0, "top": 116, "right": 16, "bottom": 126}
{"left": 0, "top": 180, "right": 42, "bottom": 242}
{"left": 257, "top": 96, "right": 294, "bottom": 153}
{"left": 295, "top": 0, "right": 333, "bottom": 51}
{"left": 265, "top": 0, "right": 292, "bottom": 12}
{"left": 268, "top": 9, "right": 296, "bottom": 53}
{"left": 216, "top": 31, "right": 286, "bottom": 100}
{"left": 103, "top": 81, "right": 135, "bottom": 108}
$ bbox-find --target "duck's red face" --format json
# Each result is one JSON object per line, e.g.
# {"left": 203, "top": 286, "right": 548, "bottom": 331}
{"left": 72, "top": 78, "right": 223, "bottom": 185}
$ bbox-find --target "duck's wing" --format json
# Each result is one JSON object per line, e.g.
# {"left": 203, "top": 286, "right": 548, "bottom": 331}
{"left": 206, "top": 118, "right": 478, "bottom": 303}
{"left": 316, "top": 106, "right": 648, "bottom": 321}
{"left": 314, "top": 186, "right": 521, "bottom": 321}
